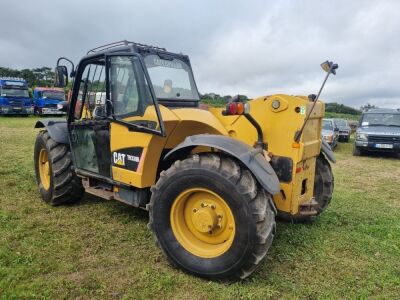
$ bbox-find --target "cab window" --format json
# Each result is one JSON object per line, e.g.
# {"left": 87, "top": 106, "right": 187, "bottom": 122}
{"left": 108, "top": 55, "right": 160, "bottom": 131}
{"left": 74, "top": 59, "right": 106, "bottom": 120}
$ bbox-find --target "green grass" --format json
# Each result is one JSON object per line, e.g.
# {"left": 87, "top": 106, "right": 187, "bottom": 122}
{"left": 324, "top": 112, "right": 361, "bottom": 121}
{"left": 0, "top": 117, "right": 399, "bottom": 299}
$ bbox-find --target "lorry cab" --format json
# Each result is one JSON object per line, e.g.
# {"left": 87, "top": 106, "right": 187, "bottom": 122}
{"left": 0, "top": 77, "right": 33, "bottom": 116}
{"left": 33, "top": 87, "right": 66, "bottom": 115}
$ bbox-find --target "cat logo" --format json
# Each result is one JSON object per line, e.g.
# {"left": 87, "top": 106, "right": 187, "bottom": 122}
{"left": 113, "top": 152, "right": 126, "bottom": 166}
{"left": 112, "top": 148, "right": 142, "bottom": 171}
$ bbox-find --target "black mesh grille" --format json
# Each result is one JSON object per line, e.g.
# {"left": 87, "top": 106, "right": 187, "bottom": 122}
{"left": 44, "top": 104, "right": 58, "bottom": 108}
{"left": 368, "top": 135, "right": 400, "bottom": 143}
{"left": 9, "top": 100, "right": 23, "bottom": 107}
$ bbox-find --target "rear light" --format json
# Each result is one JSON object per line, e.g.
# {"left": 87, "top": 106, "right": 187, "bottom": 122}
{"left": 224, "top": 102, "right": 250, "bottom": 116}
{"left": 228, "top": 102, "right": 237, "bottom": 115}
{"left": 236, "top": 102, "right": 244, "bottom": 114}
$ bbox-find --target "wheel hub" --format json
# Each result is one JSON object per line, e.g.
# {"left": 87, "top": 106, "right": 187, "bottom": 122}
{"left": 38, "top": 149, "right": 51, "bottom": 190}
{"left": 192, "top": 204, "right": 221, "bottom": 233}
{"left": 170, "top": 188, "right": 235, "bottom": 258}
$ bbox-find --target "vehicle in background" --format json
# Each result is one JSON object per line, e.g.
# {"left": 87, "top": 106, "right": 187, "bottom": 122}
{"left": 0, "top": 77, "right": 33, "bottom": 116}
{"left": 33, "top": 87, "right": 66, "bottom": 115}
{"left": 348, "top": 120, "right": 359, "bottom": 133}
{"left": 322, "top": 118, "right": 339, "bottom": 149}
{"left": 353, "top": 108, "right": 400, "bottom": 156}
{"left": 333, "top": 118, "right": 351, "bottom": 142}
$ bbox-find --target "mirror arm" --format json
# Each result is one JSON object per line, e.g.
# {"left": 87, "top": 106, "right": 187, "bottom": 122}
{"left": 57, "top": 57, "right": 76, "bottom": 77}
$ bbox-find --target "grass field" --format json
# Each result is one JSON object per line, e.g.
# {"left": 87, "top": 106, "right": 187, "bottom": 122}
{"left": 0, "top": 117, "right": 399, "bottom": 299}
{"left": 324, "top": 112, "right": 361, "bottom": 121}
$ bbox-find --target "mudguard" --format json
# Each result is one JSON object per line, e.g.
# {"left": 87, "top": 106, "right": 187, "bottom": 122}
{"left": 164, "top": 134, "right": 281, "bottom": 196}
{"left": 321, "top": 139, "right": 336, "bottom": 163}
{"left": 34, "top": 119, "right": 69, "bottom": 144}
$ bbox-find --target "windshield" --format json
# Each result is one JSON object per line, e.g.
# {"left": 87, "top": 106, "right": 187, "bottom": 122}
{"left": 42, "top": 91, "right": 65, "bottom": 101}
{"left": 0, "top": 88, "right": 29, "bottom": 98}
{"left": 361, "top": 113, "right": 400, "bottom": 127}
{"left": 144, "top": 55, "right": 199, "bottom": 101}
{"left": 335, "top": 119, "right": 348, "bottom": 127}
{"left": 323, "top": 120, "right": 333, "bottom": 130}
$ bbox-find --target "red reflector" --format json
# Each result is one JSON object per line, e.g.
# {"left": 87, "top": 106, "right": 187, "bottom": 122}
{"left": 296, "top": 167, "right": 302, "bottom": 173}
{"left": 228, "top": 102, "right": 237, "bottom": 115}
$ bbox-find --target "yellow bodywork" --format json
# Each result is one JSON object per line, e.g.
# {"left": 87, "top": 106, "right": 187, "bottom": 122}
{"left": 109, "top": 94, "right": 324, "bottom": 216}
{"left": 210, "top": 95, "right": 324, "bottom": 215}
{"left": 110, "top": 105, "right": 228, "bottom": 187}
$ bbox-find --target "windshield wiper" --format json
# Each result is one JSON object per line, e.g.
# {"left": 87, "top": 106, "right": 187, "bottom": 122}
{"left": 387, "top": 124, "right": 400, "bottom": 127}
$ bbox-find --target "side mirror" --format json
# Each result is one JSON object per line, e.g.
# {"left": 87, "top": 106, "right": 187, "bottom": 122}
{"left": 334, "top": 127, "right": 339, "bottom": 132}
{"left": 321, "top": 61, "right": 339, "bottom": 75}
{"left": 57, "top": 101, "right": 69, "bottom": 112}
{"left": 54, "top": 66, "right": 68, "bottom": 87}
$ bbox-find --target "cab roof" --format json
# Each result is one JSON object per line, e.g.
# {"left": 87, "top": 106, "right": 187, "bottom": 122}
{"left": 82, "top": 40, "right": 190, "bottom": 64}
{"left": 363, "top": 108, "right": 400, "bottom": 114}
{"left": 0, "top": 77, "right": 27, "bottom": 84}
{"left": 34, "top": 87, "right": 64, "bottom": 92}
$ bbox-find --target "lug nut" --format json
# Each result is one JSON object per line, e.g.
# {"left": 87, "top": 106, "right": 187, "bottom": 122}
{"left": 210, "top": 204, "right": 216, "bottom": 209}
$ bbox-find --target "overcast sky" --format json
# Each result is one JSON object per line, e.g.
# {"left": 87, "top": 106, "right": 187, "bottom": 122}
{"left": 1, "top": 0, "right": 399, "bottom": 108}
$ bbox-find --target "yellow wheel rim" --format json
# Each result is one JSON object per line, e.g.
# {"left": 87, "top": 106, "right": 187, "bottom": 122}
{"left": 38, "top": 149, "right": 51, "bottom": 190}
{"left": 170, "top": 188, "right": 236, "bottom": 258}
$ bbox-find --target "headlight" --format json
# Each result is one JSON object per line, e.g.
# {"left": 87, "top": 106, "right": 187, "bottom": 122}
{"left": 323, "top": 134, "right": 333, "bottom": 142}
{"left": 356, "top": 133, "right": 368, "bottom": 141}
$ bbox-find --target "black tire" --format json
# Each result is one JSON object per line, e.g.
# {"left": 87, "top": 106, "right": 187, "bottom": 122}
{"left": 313, "top": 154, "right": 334, "bottom": 213}
{"left": 279, "top": 154, "right": 334, "bottom": 222}
{"left": 353, "top": 145, "right": 362, "bottom": 156}
{"left": 34, "top": 130, "right": 84, "bottom": 205}
{"left": 147, "top": 153, "right": 276, "bottom": 280}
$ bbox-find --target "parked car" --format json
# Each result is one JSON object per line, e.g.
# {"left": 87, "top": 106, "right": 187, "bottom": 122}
{"left": 322, "top": 118, "right": 339, "bottom": 149}
{"left": 353, "top": 108, "right": 400, "bottom": 156}
{"left": 333, "top": 118, "right": 351, "bottom": 142}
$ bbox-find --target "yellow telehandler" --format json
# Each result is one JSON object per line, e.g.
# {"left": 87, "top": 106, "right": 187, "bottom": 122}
{"left": 34, "top": 41, "right": 337, "bottom": 279}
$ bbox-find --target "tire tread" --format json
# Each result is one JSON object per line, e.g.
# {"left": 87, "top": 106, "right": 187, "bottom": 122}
{"left": 147, "top": 153, "right": 276, "bottom": 280}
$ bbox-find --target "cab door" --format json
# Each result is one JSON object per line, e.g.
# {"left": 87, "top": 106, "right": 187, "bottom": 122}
{"left": 106, "top": 54, "right": 166, "bottom": 188}
{"left": 69, "top": 56, "right": 111, "bottom": 179}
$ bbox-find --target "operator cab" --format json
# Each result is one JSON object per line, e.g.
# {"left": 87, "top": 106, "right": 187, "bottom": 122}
{"left": 69, "top": 41, "right": 201, "bottom": 110}
{"left": 53, "top": 41, "right": 203, "bottom": 190}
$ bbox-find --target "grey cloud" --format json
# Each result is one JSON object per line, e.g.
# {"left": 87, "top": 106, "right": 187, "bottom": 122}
{"left": 0, "top": 0, "right": 399, "bottom": 109}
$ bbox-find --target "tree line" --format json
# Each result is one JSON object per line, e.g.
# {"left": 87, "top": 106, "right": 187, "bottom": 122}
{"left": 201, "top": 93, "right": 364, "bottom": 115}
{"left": 0, "top": 66, "right": 382, "bottom": 113}
{"left": 0, "top": 66, "right": 55, "bottom": 87}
